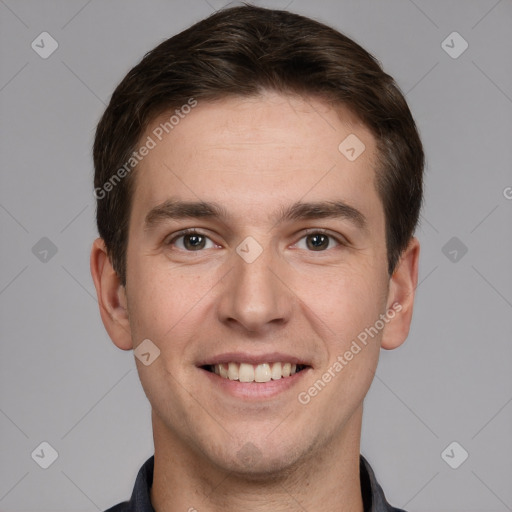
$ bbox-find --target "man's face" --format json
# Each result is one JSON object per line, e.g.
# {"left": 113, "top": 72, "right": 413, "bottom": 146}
{"left": 123, "top": 92, "right": 393, "bottom": 474}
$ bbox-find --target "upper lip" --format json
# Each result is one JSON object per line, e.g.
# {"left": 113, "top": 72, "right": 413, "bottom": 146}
{"left": 197, "top": 352, "right": 310, "bottom": 367}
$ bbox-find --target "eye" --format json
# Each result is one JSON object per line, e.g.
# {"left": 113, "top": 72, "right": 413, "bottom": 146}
{"left": 166, "top": 229, "right": 217, "bottom": 251}
{"left": 294, "top": 230, "right": 343, "bottom": 251}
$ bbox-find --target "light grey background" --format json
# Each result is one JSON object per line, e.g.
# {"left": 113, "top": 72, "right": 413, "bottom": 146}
{"left": 1, "top": 0, "right": 511, "bottom": 510}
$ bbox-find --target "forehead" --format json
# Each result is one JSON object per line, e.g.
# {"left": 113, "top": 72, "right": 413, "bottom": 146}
{"left": 130, "top": 92, "right": 381, "bottom": 227}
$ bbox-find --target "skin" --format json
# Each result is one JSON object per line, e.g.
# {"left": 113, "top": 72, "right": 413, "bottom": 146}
{"left": 91, "top": 91, "right": 419, "bottom": 512}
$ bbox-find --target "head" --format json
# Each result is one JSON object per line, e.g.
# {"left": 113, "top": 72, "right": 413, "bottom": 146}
{"left": 91, "top": 5, "right": 422, "bottom": 477}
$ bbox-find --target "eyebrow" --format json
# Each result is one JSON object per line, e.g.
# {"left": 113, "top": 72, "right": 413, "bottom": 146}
{"left": 144, "top": 198, "right": 367, "bottom": 231}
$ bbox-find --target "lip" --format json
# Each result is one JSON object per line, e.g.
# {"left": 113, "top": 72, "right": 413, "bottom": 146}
{"left": 200, "top": 364, "right": 311, "bottom": 400}
{"left": 196, "top": 352, "right": 310, "bottom": 367}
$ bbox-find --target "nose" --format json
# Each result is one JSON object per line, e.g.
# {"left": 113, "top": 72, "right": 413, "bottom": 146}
{"left": 216, "top": 241, "right": 293, "bottom": 334}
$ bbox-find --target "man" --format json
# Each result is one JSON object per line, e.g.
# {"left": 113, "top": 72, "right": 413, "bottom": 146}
{"left": 91, "top": 5, "right": 423, "bottom": 511}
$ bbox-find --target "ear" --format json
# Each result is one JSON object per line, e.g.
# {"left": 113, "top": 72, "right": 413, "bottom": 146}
{"left": 381, "top": 237, "right": 420, "bottom": 350}
{"left": 90, "top": 238, "right": 133, "bottom": 350}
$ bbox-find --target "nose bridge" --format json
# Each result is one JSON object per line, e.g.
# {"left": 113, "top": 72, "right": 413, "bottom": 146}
{"left": 218, "top": 237, "right": 292, "bottom": 331}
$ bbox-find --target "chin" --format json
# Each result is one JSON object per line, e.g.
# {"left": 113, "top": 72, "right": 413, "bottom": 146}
{"left": 211, "top": 439, "right": 310, "bottom": 481}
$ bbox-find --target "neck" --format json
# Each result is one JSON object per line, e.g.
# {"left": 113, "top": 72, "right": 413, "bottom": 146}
{"left": 150, "top": 407, "right": 364, "bottom": 512}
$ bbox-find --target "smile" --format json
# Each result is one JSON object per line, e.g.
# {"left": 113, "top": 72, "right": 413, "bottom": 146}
{"left": 204, "top": 362, "right": 307, "bottom": 383}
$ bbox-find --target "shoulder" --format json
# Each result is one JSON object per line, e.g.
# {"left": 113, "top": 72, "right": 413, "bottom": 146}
{"left": 103, "top": 502, "right": 131, "bottom": 512}
{"left": 360, "top": 455, "right": 408, "bottom": 512}
{"left": 102, "top": 455, "right": 155, "bottom": 512}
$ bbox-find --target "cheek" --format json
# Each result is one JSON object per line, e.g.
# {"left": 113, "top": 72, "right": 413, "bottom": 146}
{"left": 292, "top": 263, "right": 387, "bottom": 344}
{"left": 294, "top": 267, "right": 384, "bottom": 427}
{"left": 126, "top": 254, "right": 219, "bottom": 346}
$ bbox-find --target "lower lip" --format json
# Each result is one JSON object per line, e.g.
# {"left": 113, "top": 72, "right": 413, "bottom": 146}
{"left": 200, "top": 367, "right": 310, "bottom": 400}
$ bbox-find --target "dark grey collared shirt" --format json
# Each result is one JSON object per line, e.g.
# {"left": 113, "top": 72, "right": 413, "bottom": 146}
{"left": 105, "top": 454, "right": 406, "bottom": 512}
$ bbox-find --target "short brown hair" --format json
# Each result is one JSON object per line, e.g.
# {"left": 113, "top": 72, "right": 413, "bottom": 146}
{"left": 94, "top": 4, "right": 424, "bottom": 285}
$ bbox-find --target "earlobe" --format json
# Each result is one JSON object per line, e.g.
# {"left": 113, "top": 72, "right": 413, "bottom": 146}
{"left": 381, "top": 237, "right": 420, "bottom": 350}
{"left": 90, "top": 238, "right": 133, "bottom": 351}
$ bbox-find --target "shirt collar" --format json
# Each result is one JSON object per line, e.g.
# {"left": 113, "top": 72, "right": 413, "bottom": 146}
{"left": 108, "top": 454, "right": 405, "bottom": 512}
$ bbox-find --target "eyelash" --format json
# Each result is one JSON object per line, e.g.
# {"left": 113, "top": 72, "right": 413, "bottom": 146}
{"left": 165, "top": 228, "right": 346, "bottom": 251}
{"left": 165, "top": 228, "right": 219, "bottom": 250}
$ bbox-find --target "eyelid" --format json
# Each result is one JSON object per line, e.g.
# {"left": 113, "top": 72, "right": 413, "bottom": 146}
{"left": 299, "top": 228, "right": 349, "bottom": 246}
{"left": 164, "top": 227, "right": 349, "bottom": 250}
{"left": 165, "top": 228, "right": 219, "bottom": 248}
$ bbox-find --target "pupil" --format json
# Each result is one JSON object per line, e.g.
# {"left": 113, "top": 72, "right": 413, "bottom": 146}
{"left": 185, "top": 234, "right": 204, "bottom": 250}
{"left": 308, "top": 234, "right": 328, "bottom": 250}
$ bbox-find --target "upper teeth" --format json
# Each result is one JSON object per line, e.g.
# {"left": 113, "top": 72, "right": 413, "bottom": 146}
{"left": 212, "top": 362, "right": 298, "bottom": 382}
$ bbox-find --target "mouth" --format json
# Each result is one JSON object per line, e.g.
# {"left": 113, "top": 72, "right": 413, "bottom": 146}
{"left": 202, "top": 362, "right": 309, "bottom": 383}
